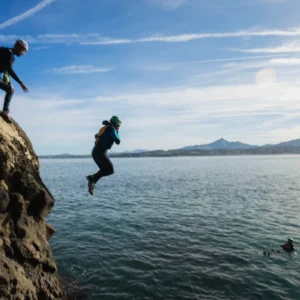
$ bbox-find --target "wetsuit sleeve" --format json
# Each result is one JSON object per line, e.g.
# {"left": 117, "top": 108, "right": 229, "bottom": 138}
{"left": 110, "top": 127, "right": 121, "bottom": 144}
{"left": 7, "top": 53, "right": 23, "bottom": 85}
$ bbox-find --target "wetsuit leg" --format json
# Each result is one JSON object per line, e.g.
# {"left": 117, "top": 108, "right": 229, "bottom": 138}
{"left": 0, "top": 79, "right": 14, "bottom": 111}
{"left": 92, "top": 152, "right": 114, "bottom": 183}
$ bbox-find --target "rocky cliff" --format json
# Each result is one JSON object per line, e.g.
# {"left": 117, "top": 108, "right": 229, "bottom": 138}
{"left": 0, "top": 116, "right": 62, "bottom": 299}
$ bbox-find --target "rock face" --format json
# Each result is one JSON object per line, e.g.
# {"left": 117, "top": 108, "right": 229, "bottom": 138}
{"left": 0, "top": 117, "right": 62, "bottom": 299}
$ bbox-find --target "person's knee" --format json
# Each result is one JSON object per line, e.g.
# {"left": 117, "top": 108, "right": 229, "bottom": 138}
{"left": 107, "top": 166, "right": 114, "bottom": 176}
{"left": 7, "top": 85, "right": 14, "bottom": 95}
{"left": 109, "top": 167, "right": 114, "bottom": 176}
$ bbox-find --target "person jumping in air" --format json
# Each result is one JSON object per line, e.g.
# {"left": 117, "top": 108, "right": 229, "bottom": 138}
{"left": 0, "top": 39, "right": 29, "bottom": 122}
{"left": 86, "top": 116, "right": 122, "bottom": 195}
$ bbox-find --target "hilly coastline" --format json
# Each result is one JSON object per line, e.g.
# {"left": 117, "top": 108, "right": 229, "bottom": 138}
{"left": 38, "top": 138, "right": 300, "bottom": 158}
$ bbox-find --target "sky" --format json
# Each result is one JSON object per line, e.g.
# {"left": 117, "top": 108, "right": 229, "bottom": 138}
{"left": 1, "top": 0, "right": 300, "bottom": 154}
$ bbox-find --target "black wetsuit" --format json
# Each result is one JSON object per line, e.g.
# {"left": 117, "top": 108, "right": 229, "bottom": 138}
{"left": 91, "top": 121, "right": 121, "bottom": 183}
{"left": 0, "top": 47, "right": 23, "bottom": 111}
{"left": 282, "top": 244, "right": 295, "bottom": 252}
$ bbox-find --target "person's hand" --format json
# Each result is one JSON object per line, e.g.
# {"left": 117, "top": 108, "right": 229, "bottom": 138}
{"left": 21, "top": 83, "right": 28, "bottom": 92}
{"left": 10, "top": 85, "right": 14, "bottom": 93}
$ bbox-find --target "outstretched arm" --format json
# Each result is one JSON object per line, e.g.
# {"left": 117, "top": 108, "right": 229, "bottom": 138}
{"left": 7, "top": 65, "right": 22, "bottom": 85}
{"left": 7, "top": 55, "right": 28, "bottom": 92}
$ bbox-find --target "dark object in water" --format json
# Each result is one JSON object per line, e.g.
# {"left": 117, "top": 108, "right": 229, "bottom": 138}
{"left": 263, "top": 249, "right": 281, "bottom": 256}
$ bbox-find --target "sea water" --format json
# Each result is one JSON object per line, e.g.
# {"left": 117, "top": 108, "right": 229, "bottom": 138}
{"left": 41, "top": 156, "right": 300, "bottom": 300}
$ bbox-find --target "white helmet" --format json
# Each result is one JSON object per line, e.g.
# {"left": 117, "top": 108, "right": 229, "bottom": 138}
{"left": 15, "top": 39, "right": 28, "bottom": 51}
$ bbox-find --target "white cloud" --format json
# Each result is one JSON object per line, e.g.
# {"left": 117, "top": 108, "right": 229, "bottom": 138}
{"left": 2, "top": 27, "right": 300, "bottom": 46}
{"left": 255, "top": 68, "right": 277, "bottom": 85}
{"left": 0, "top": 0, "right": 56, "bottom": 31}
{"left": 82, "top": 28, "right": 300, "bottom": 45}
{"left": 257, "top": 112, "right": 300, "bottom": 128}
{"left": 269, "top": 58, "right": 300, "bottom": 65}
{"left": 0, "top": 33, "right": 102, "bottom": 45}
{"left": 219, "top": 56, "right": 300, "bottom": 74}
{"left": 11, "top": 79, "right": 300, "bottom": 154}
{"left": 33, "top": 46, "right": 49, "bottom": 50}
{"left": 235, "top": 41, "right": 300, "bottom": 53}
{"left": 176, "top": 54, "right": 287, "bottom": 65}
{"left": 264, "top": 126, "right": 300, "bottom": 143}
{"left": 146, "top": 54, "right": 287, "bottom": 71}
{"left": 90, "top": 38, "right": 131, "bottom": 45}
{"left": 93, "top": 83, "right": 300, "bottom": 111}
{"left": 49, "top": 65, "right": 112, "bottom": 75}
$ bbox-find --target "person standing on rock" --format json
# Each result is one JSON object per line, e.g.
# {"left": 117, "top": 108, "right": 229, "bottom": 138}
{"left": 0, "top": 39, "right": 29, "bottom": 122}
{"left": 86, "top": 116, "right": 122, "bottom": 195}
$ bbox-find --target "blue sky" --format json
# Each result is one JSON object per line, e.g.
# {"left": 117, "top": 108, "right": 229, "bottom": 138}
{"left": 1, "top": 0, "right": 300, "bottom": 154}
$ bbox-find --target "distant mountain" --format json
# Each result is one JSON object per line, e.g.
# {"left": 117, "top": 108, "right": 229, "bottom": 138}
{"left": 180, "top": 138, "right": 258, "bottom": 150}
{"left": 274, "top": 138, "right": 300, "bottom": 147}
{"left": 181, "top": 138, "right": 300, "bottom": 151}
{"left": 112, "top": 149, "right": 148, "bottom": 155}
{"left": 39, "top": 149, "right": 149, "bottom": 159}
{"left": 262, "top": 138, "right": 300, "bottom": 148}
{"left": 39, "top": 154, "right": 90, "bottom": 159}
{"left": 126, "top": 149, "right": 148, "bottom": 153}
{"left": 54, "top": 153, "right": 76, "bottom": 157}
